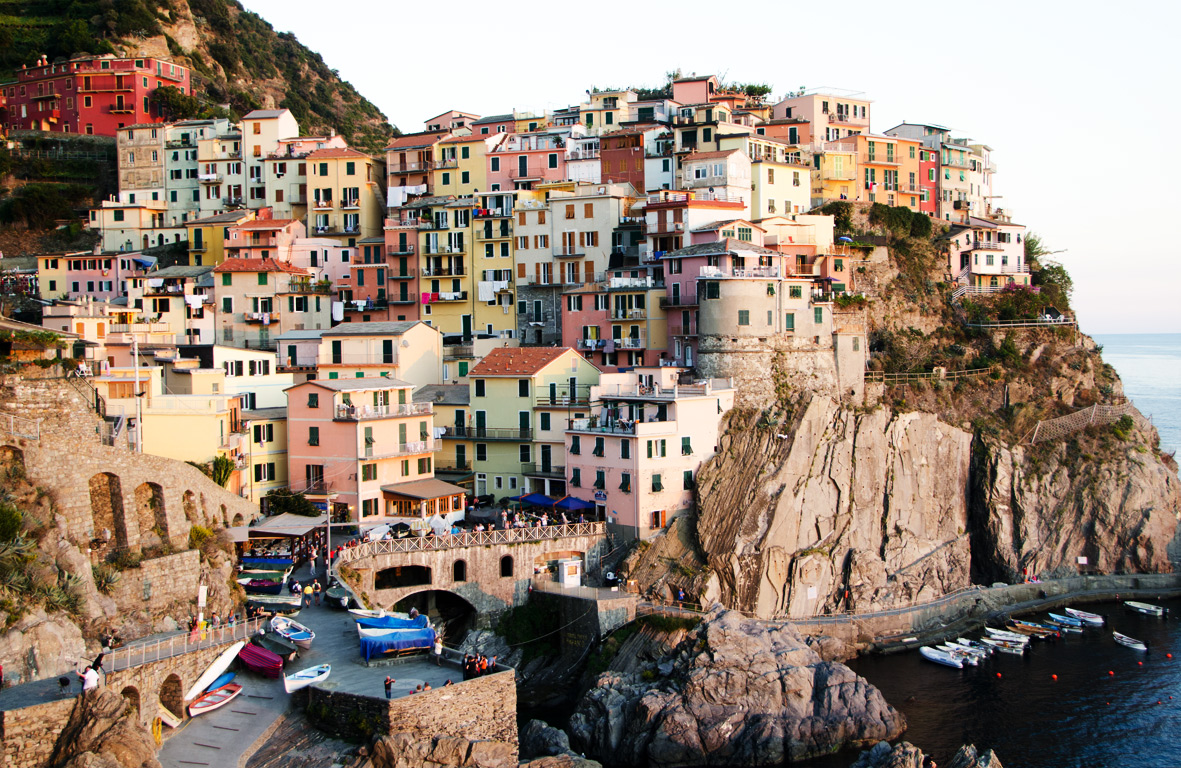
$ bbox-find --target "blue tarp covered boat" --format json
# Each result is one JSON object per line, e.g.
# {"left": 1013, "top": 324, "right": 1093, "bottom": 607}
{"left": 359, "top": 627, "right": 436, "bottom": 661}
{"left": 355, "top": 614, "right": 430, "bottom": 630}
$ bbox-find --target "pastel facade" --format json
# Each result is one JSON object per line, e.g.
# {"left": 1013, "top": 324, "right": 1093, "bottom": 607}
{"left": 834, "top": 134, "right": 922, "bottom": 210}
{"left": 946, "top": 217, "right": 1029, "bottom": 289}
{"left": 314, "top": 321, "right": 443, "bottom": 386}
{"left": 307, "top": 147, "right": 386, "bottom": 245}
{"left": 37, "top": 251, "right": 146, "bottom": 301}
{"left": 212, "top": 258, "right": 324, "bottom": 350}
{"left": 186, "top": 210, "right": 257, "bottom": 266}
{"left": 126, "top": 265, "right": 216, "bottom": 344}
{"left": 243, "top": 407, "right": 288, "bottom": 503}
{"left": 771, "top": 90, "right": 871, "bottom": 142}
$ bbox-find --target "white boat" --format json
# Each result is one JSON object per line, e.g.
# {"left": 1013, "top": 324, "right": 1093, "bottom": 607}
{"left": 188, "top": 683, "right": 242, "bottom": 717}
{"left": 1113, "top": 631, "right": 1148, "bottom": 651}
{"left": 1065, "top": 607, "right": 1104, "bottom": 626}
{"left": 920, "top": 646, "right": 964, "bottom": 668}
{"left": 979, "top": 637, "right": 1026, "bottom": 655}
{"left": 1045, "top": 620, "right": 1083, "bottom": 635}
{"left": 183, "top": 640, "right": 245, "bottom": 701}
{"left": 1125, "top": 601, "right": 1166, "bottom": 617}
{"left": 954, "top": 638, "right": 993, "bottom": 655}
{"left": 283, "top": 663, "right": 331, "bottom": 693}
{"left": 945, "top": 641, "right": 988, "bottom": 659}
{"left": 157, "top": 705, "right": 181, "bottom": 728}
{"left": 937, "top": 644, "right": 979, "bottom": 665}
{"left": 270, "top": 615, "right": 315, "bottom": 649}
{"left": 348, "top": 608, "right": 389, "bottom": 619}
{"left": 984, "top": 627, "right": 1030, "bottom": 644}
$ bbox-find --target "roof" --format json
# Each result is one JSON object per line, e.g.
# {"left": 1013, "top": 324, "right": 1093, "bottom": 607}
{"left": 187, "top": 211, "right": 253, "bottom": 226}
{"left": 292, "top": 376, "right": 414, "bottom": 392}
{"left": 674, "top": 75, "right": 717, "bottom": 84}
{"left": 274, "top": 329, "right": 325, "bottom": 341}
{"left": 682, "top": 149, "right": 743, "bottom": 162}
{"left": 231, "top": 219, "right": 299, "bottom": 230}
{"left": 306, "top": 147, "right": 373, "bottom": 160}
{"left": 242, "top": 109, "right": 291, "bottom": 119}
{"left": 212, "top": 258, "right": 308, "bottom": 274}
{"left": 691, "top": 219, "right": 766, "bottom": 234}
{"left": 148, "top": 265, "right": 214, "bottom": 279}
{"left": 663, "top": 237, "right": 782, "bottom": 259}
{"left": 412, "top": 384, "right": 470, "bottom": 406}
{"left": 380, "top": 478, "right": 468, "bottom": 500}
{"left": 469, "top": 347, "right": 579, "bottom": 377}
{"left": 385, "top": 131, "right": 450, "bottom": 151}
{"left": 321, "top": 321, "right": 423, "bottom": 337}
{"left": 472, "top": 113, "right": 513, "bottom": 125}
{"left": 438, "top": 134, "right": 485, "bottom": 145}
{"left": 243, "top": 407, "right": 287, "bottom": 420}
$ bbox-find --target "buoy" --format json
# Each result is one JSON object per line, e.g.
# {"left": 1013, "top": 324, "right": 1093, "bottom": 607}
{"left": 1108, "top": 670, "right": 1115, "bottom": 676}
{"left": 995, "top": 672, "right": 1002, "bottom": 678}
{"left": 1138, "top": 661, "right": 1143, "bottom": 666}
{"left": 1168, "top": 653, "right": 1173, "bottom": 659}
{"left": 1051, "top": 674, "right": 1058, "bottom": 680}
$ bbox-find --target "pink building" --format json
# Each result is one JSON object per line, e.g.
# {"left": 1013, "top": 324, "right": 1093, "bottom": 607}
{"left": 49, "top": 250, "right": 152, "bottom": 301}
{"left": 225, "top": 219, "right": 306, "bottom": 260}
{"left": 285, "top": 377, "right": 465, "bottom": 523}
{"left": 487, "top": 131, "right": 570, "bottom": 191}
{"left": 644, "top": 190, "right": 747, "bottom": 255}
{"left": 564, "top": 368, "right": 735, "bottom": 540}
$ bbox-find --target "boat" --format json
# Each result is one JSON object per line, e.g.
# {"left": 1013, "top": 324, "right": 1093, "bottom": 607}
{"left": 937, "top": 644, "right": 980, "bottom": 665}
{"left": 204, "top": 672, "right": 235, "bottom": 694}
{"left": 348, "top": 608, "right": 391, "bottom": 619}
{"left": 240, "top": 568, "right": 289, "bottom": 582}
{"left": 238, "top": 642, "right": 284, "bottom": 678}
{"left": 920, "top": 646, "right": 964, "bottom": 668}
{"left": 1065, "top": 607, "right": 1104, "bottom": 625}
{"left": 157, "top": 706, "right": 181, "bottom": 729}
{"left": 1048, "top": 612, "right": 1084, "bottom": 627}
{"left": 1113, "top": 631, "right": 1148, "bottom": 651}
{"left": 246, "top": 593, "right": 303, "bottom": 614}
{"left": 188, "top": 683, "right": 242, "bottom": 717}
{"left": 984, "top": 627, "right": 1030, "bottom": 644}
{"left": 184, "top": 641, "right": 246, "bottom": 701}
{"left": 946, "top": 641, "right": 989, "bottom": 659}
{"left": 252, "top": 631, "right": 299, "bottom": 662}
{"left": 325, "top": 586, "right": 351, "bottom": 608}
{"left": 283, "top": 664, "right": 331, "bottom": 693}
{"left": 241, "top": 578, "right": 285, "bottom": 595}
{"left": 954, "top": 638, "right": 993, "bottom": 655}
{"left": 979, "top": 637, "right": 1026, "bottom": 655}
{"left": 1045, "top": 620, "right": 1083, "bottom": 635}
{"left": 1008, "top": 620, "right": 1059, "bottom": 637}
{"left": 1125, "top": 601, "right": 1167, "bottom": 617}
{"left": 271, "top": 615, "right": 315, "bottom": 649}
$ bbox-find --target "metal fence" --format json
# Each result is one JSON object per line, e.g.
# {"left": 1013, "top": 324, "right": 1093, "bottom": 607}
{"left": 1027, "top": 401, "right": 1150, "bottom": 444}
{"left": 1, "top": 414, "right": 41, "bottom": 441}
{"left": 106, "top": 617, "right": 266, "bottom": 672}
{"left": 865, "top": 366, "right": 997, "bottom": 385}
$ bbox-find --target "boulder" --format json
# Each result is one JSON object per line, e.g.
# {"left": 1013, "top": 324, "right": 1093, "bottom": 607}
{"left": 50, "top": 688, "right": 161, "bottom": 768}
{"left": 569, "top": 610, "right": 904, "bottom": 766}
{"left": 849, "top": 741, "right": 1003, "bottom": 768}
{"left": 521, "top": 719, "right": 575, "bottom": 758}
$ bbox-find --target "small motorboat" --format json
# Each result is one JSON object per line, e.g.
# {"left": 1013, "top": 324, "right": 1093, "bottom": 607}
{"left": 238, "top": 643, "right": 284, "bottom": 678}
{"left": 1048, "top": 612, "right": 1084, "bottom": 627}
{"left": 188, "top": 682, "right": 242, "bottom": 716}
{"left": 937, "top": 644, "right": 979, "bottom": 665}
{"left": 1065, "top": 607, "right": 1104, "bottom": 626}
{"left": 252, "top": 631, "right": 298, "bottom": 662}
{"left": 1113, "top": 631, "right": 1148, "bottom": 651}
{"left": 920, "top": 646, "right": 964, "bottom": 669}
{"left": 204, "top": 672, "right": 235, "bottom": 694}
{"left": 985, "top": 627, "right": 1030, "bottom": 644}
{"left": 1125, "top": 601, "right": 1167, "bottom": 617}
{"left": 241, "top": 578, "right": 285, "bottom": 595}
{"left": 283, "top": 664, "right": 331, "bottom": 693}
{"left": 979, "top": 637, "right": 1026, "bottom": 655}
{"left": 271, "top": 615, "right": 315, "bottom": 649}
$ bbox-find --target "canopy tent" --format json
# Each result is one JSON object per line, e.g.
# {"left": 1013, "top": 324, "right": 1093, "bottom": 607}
{"left": 554, "top": 496, "right": 595, "bottom": 512}
{"left": 520, "top": 493, "right": 556, "bottom": 508}
{"left": 359, "top": 627, "right": 436, "bottom": 661}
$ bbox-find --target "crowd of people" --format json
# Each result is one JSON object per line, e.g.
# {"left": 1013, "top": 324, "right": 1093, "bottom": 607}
{"left": 461, "top": 653, "right": 497, "bottom": 680}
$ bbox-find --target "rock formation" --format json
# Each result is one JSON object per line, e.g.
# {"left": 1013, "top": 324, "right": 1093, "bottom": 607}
{"left": 850, "top": 741, "right": 1003, "bottom": 768}
{"left": 48, "top": 688, "right": 161, "bottom": 768}
{"left": 569, "top": 610, "right": 904, "bottom": 766}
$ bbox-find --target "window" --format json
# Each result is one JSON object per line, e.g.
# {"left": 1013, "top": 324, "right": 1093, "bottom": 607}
{"left": 500, "top": 555, "right": 513, "bottom": 578}
{"left": 307, "top": 392, "right": 319, "bottom": 408}
{"left": 593, "top": 470, "right": 605, "bottom": 489}
{"left": 814, "top": 307, "right": 823, "bottom": 324}
{"left": 221, "top": 273, "right": 232, "bottom": 286}
{"left": 308, "top": 427, "right": 319, "bottom": 446}
{"left": 853, "top": 337, "right": 860, "bottom": 351}
{"left": 646, "top": 439, "right": 666, "bottom": 458}
{"left": 253, "top": 463, "right": 275, "bottom": 482}
{"left": 257, "top": 272, "right": 268, "bottom": 286}
{"left": 570, "top": 435, "right": 581, "bottom": 455}
{"left": 458, "top": 361, "right": 468, "bottom": 377}
{"left": 113, "top": 210, "right": 124, "bottom": 222}
{"left": 682, "top": 436, "right": 692, "bottom": 456}
{"left": 571, "top": 468, "right": 581, "bottom": 487}
{"left": 540, "top": 413, "right": 550, "bottom": 431}
{"left": 620, "top": 439, "right": 630, "bottom": 459}
{"left": 785, "top": 312, "right": 795, "bottom": 331}
{"left": 652, "top": 474, "right": 663, "bottom": 492}
{"left": 417, "top": 457, "right": 432, "bottom": 473}
{"left": 519, "top": 444, "right": 530, "bottom": 463}
{"left": 593, "top": 437, "right": 605, "bottom": 457}
{"left": 619, "top": 472, "right": 631, "bottom": 493}
{"left": 475, "top": 379, "right": 486, "bottom": 397}
{"left": 704, "top": 281, "right": 720, "bottom": 300}
{"left": 738, "top": 310, "right": 750, "bottom": 326}
{"left": 491, "top": 157, "right": 500, "bottom": 172}
{"left": 476, "top": 443, "right": 488, "bottom": 462}
{"left": 548, "top": 153, "right": 558, "bottom": 168}
{"left": 834, "top": 258, "right": 844, "bottom": 272}
{"left": 361, "top": 464, "right": 377, "bottom": 481}
{"left": 518, "top": 379, "right": 529, "bottom": 397}
{"left": 253, "top": 423, "right": 274, "bottom": 444}
{"left": 221, "top": 297, "right": 233, "bottom": 314}
{"left": 683, "top": 470, "right": 695, "bottom": 490}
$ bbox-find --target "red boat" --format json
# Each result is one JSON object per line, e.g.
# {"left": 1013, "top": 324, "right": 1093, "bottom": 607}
{"left": 188, "top": 682, "right": 242, "bottom": 717}
{"left": 238, "top": 642, "right": 284, "bottom": 678}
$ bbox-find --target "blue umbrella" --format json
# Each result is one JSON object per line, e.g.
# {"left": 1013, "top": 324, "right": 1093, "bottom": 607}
{"left": 837, "top": 236, "right": 853, "bottom": 243}
{"left": 554, "top": 496, "right": 595, "bottom": 511}
{"left": 521, "top": 492, "right": 556, "bottom": 507}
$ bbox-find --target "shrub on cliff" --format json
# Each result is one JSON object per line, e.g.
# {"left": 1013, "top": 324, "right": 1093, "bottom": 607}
{"left": 189, "top": 525, "right": 213, "bottom": 550}
{"left": 263, "top": 488, "right": 320, "bottom": 517}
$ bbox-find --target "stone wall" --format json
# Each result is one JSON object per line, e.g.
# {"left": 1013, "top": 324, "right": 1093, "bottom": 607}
{"left": 532, "top": 590, "right": 636, "bottom": 655}
{"left": 104, "top": 635, "right": 239, "bottom": 728}
{"left": 516, "top": 285, "right": 562, "bottom": 345}
{"left": 0, "top": 696, "right": 77, "bottom": 768}
{"left": 109, "top": 549, "right": 202, "bottom": 616}
{"left": 697, "top": 336, "right": 839, "bottom": 410}
{"left": 307, "top": 668, "right": 517, "bottom": 755}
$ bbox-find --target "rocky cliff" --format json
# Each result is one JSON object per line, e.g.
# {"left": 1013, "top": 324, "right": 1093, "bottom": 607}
{"left": 48, "top": 688, "right": 161, "bottom": 768}
{"left": 568, "top": 610, "right": 904, "bottom": 766}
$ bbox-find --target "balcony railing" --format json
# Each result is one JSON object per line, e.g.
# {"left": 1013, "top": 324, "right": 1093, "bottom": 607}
{"left": 660, "top": 294, "right": 698, "bottom": 308}
{"left": 334, "top": 402, "right": 433, "bottom": 421}
{"left": 522, "top": 462, "right": 566, "bottom": 478}
{"left": 433, "top": 159, "right": 458, "bottom": 169}
{"left": 616, "top": 336, "right": 647, "bottom": 348}
{"left": 435, "top": 458, "right": 472, "bottom": 472}
{"left": 970, "top": 239, "right": 1006, "bottom": 251}
{"left": 363, "top": 439, "right": 436, "bottom": 459}
{"left": 567, "top": 418, "right": 673, "bottom": 435}
{"left": 341, "top": 198, "right": 361, "bottom": 210}
{"left": 608, "top": 277, "right": 664, "bottom": 291}
{"left": 443, "top": 345, "right": 474, "bottom": 359}
{"left": 277, "top": 356, "right": 318, "bottom": 371}
{"left": 566, "top": 150, "right": 599, "bottom": 160}
{"left": 323, "top": 353, "right": 399, "bottom": 366}
{"left": 697, "top": 266, "right": 781, "bottom": 279}
{"left": 442, "top": 426, "right": 533, "bottom": 441}
{"left": 476, "top": 227, "right": 512, "bottom": 240}
{"left": 576, "top": 338, "right": 606, "bottom": 350}
{"left": 198, "top": 173, "right": 222, "bottom": 184}
{"left": 313, "top": 199, "right": 334, "bottom": 210}
{"left": 534, "top": 390, "right": 591, "bottom": 407}
{"left": 668, "top": 321, "right": 696, "bottom": 336}
{"left": 424, "top": 244, "right": 465, "bottom": 255}
{"left": 390, "top": 161, "right": 429, "bottom": 173}
{"left": 432, "top": 291, "right": 468, "bottom": 302}
{"left": 244, "top": 311, "right": 279, "bottom": 324}
{"left": 553, "top": 246, "right": 585, "bottom": 258}
{"left": 387, "top": 243, "right": 416, "bottom": 255}
{"left": 862, "top": 153, "right": 901, "bottom": 166}
{"left": 285, "top": 279, "right": 333, "bottom": 295}
{"left": 611, "top": 309, "right": 648, "bottom": 320}
{"left": 421, "top": 265, "right": 466, "bottom": 276}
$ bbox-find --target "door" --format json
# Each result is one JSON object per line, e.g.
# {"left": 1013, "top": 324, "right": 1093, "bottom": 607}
{"left": 671, "top": 282, "right": 680, "bottom": 304}
{"left": 461, "top": 314, "right": 472, "bottom": 342}
{"left": 455, "top": 444, "right": 467, "bottom": 470}
{"left": 549, "top": 382, "right": 558, "bottom": 405}
{"left": 331, "top": 340, "right": 342, "bottom": 364}
{"left": 286, "top": 344, "right": 296, "bottom": 366}
{"left": 518, "top": 411, "right": 530, "bottom": 436}
{"left": 517, "top": 155, "right": 528, "bottom": 177}
{"left": 540, "top": 444, "right": 552, "bottom": 473}
{"left": 569, "top": 377, "right": 578, "bottom": 403}
{"left": 475, "top": 410, "right": 486, "bottom": 437}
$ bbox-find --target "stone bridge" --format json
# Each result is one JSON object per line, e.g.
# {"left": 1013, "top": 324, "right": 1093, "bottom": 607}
{"left": 334, "top": 523, "right": 610, "bottom": 623}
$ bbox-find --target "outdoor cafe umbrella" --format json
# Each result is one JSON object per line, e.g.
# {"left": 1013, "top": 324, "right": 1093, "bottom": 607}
{"left": 554, "top": 496, "right": 595, "bottom": 512}
{"left": 837, "top": 236, "right": 853, "bottom": 243}
{"left": 520, "top": 492, "right": 556, "bottom": 508}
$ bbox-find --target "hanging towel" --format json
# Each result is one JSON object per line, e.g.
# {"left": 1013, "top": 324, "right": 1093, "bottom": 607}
{"left": 422, "top": 292, "right": 432, "bottom": 304}
{"left": 477, "top": 281, "right": 494, "bottom": 302}
{"left": 492, "top": 280, "right": 509, "bottom": 294}
{"left": 332, "top": 301, "right": 345, "bottom": 321}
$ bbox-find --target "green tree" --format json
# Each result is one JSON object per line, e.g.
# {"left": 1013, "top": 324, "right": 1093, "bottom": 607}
{"left": 263, "top": 488, "right": 320, "bottom": 517}
{"left": 209, "top": 455, "right": 235, "bottom": 487}
{"left": 909, "top": 213, "right": 932, "bottom": 239}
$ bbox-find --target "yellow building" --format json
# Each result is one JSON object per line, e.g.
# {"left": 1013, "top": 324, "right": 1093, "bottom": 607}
{"left": 307, "top": 147, "right": 387, "bottom": 247}
{"left": 810, "top": 144, "right": 859, "bottom": 207}
{"left": 835, "top": 134, "right": 922, "bottom": 210}
{"left": 466, "top": 347, "right": 600, "bottom": 500}
{"left": 186, "top": 210, "right": 256, "bottom": 266}
{"left": 431, "top": 135, "right": 494, "bottom": 197}
{"left": 718, "top": 134, "right": 812, "bottom": 218}
{"left": 582, "top": 90, "right": 637, "bottom": 136}
{"left": 243, "top": 406, "right": 288, "bottom": 503}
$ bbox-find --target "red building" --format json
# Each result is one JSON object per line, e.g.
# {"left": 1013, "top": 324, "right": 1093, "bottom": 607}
{"left": 919, "top": 146, "right": 939, "bottom": 217}
{"left": 600, "top": 127, "right": 648, "bottom": 190}
{"left": 1, "top": 54, "right": 190, "bottom": 136}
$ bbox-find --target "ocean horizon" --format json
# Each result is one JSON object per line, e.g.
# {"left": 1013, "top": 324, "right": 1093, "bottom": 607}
{"left": 1092, "top": 333, "right": 1180, "bottom": 463}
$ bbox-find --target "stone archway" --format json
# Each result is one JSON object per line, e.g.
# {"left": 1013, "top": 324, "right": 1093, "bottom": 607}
{"left": 89, "top": 472, "right": 129, "bottom": 550}
{"left": 220, "top": 504, "right": 228, "bottom": 528}
{"left": 159, "top": 673, "right": 184, "bottom": 721}
{"left": 393, "top": 589, "right": 477, "bottom": 644}
{"left": 120, "top": 685, "right": 141, "bottom": 716}
{"left": 182, "top": 491, "right": 198, "bottom": 524}
{"left": 232, "top": 513, "right": 244, "bottom": 527}
{"left": 134, "top": 482, "right": 167, "bottom": 549}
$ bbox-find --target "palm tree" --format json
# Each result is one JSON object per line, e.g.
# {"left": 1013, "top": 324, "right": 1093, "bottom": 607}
{"left": 209, "top": 455, "right": 235, "bottom": 488}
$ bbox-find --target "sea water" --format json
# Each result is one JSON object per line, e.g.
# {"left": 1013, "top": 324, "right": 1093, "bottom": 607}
{"left": 1094, "top": 333, "right": 1181, "bottom": 461}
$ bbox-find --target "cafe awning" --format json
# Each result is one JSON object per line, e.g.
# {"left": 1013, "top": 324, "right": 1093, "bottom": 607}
{"left": 380, "top": 478, "right": 468, "bottom": 500}
{"left": 247, "top": 512, "right": 328, "bottom": 538}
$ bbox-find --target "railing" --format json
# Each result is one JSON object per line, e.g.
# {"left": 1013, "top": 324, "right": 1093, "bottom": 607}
{"left": 865, "top": 366, "right": 997, "bottom": 384}
{"left": 313, "top": 199, "right": 335, "bottom": 210}
{"left": 668, "top": 321, "right": 696, "bottom": 336}
{"left": 1, "top": 414, "right": 41, "bottom": 441}
{"left": 197, "top": 173, "right": 222, "bottom": 183}
{"left": 433, "top": 158, "right": 458, "bottom": 169}
{"left": 522, "top": 462, "right": 566, "bottom": 477}
{"left": 433, "top": 291, "right": 468, "bottom": 302}
{"left": 334, "top": 403, "right": 432, "bottom": 420}
{"left": 965, "top": 316, "right": 1076, "bottom": 329}
{"left": 388, "top": 244, "right": 416, "bottom": 255}
{"left": 862, "top": 152, "right": 901, "bottom": 165}
{"left": 106, "top": 618, "right": 266, "bottom": 673}
{"left": 335, "top": 522, "right": 607, "bottom": 561}
{"left": 566, "top": 150, "right": 600, "bottom": 160}
{"left": 660, "top": 294, "right": 698, "bottom": 307}
{"left": 509, "top": 166, "right": 547, "bottom": 179}
{"left": 599, "top": 381, "right": 719, "bottom": 399}
{"left": 697, "top": 266, "right": 781, "bottom": 279}
{"left": 970, "top": 239, "right": 1006, "bottom": 251}
{"left": 421, "top": 265, "right": 466, "bottom": 275}
{"left": 443, "top": 345, "right": 474, "bottom": 359}
{"left": 442, "top": 426, "right": 532, "bottom": 440}
{"left": 608, "top": 277, "right": 664, "bottom": 291}
{"left": 144, "top": 284, "right": 186, "bottom": 296}
{"left": 423, "top": 244, "right": 465, "bottom": 255}
{"left": 611, "top": 309, "right": 648, "bottom": 320}
{"left": 646, "top": 190, "right": 744, "bottom": 205}
{"left": 278, "top": 356, "right": 318, "bottom": 369}
{"left": 286, "top": 280, "right": 334, "bottom": 295}
{"left": 244, "top": 311, "right": 280, "bottom": 324}
{"left": 363, "top": 439, "right": 435, "bottom": 459}
{"left": 389, "top": 162, "right": 429, "bottom": 172}
{"left": 553, "top": 246, "right": 585, "bottom": 258}
{"left": 534, "top": 391, "right": 591, "bottom": 407}
{"left": 567, "top": 418, "right": 674, "bottom": 435}
{"left": 435, "top": 458, "right": 472, "bottom": 472}
{"left": 476, "top": 227, "right": 512, "bottom": 240}
{"left": 108, "top": 322, "right": 170, "bottom": 333}
{"left": 616, "top": 337, "right": 647, "bottom": 348}
{"left": 577, "top": 338, "right": 606, "bottom": 350}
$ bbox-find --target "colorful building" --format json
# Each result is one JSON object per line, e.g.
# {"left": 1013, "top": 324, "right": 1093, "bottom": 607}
{"left": 242, "top": 406, "right": 288, "bottom": 503}
{"left": 307, "top": 147, "right": 386, "bottom": 246}
{"left": 833, "top": 133, "right": 922, "bottom": 210}
{"left": 212, "top": 258, "right": 328, "bottom": 351}
{"left": 771, "top": 89, "right": 871, "bottom": 143}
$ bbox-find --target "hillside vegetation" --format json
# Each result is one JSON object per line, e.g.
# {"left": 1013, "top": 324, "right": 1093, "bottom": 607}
{"left": 0, "top": 0, "right": 396, "bottom": 151}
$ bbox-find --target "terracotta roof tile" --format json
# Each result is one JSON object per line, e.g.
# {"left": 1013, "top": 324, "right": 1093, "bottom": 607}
{"left": 306, "top": 147, "right": 373, "bottom": 160}
{"left": 683, "top": 149, "right": 742, "bottom": 162}
{"left": 212, "top": 258, "right": 308, "bottom": 274}
{"left": 385, "top": 131, "right": 450, "bottom": 150}
{"left": 468, "top": 347, "right": 584, "bottom": 377}
{"left": 231, "top": 219, "right": 299, "bottom": 230}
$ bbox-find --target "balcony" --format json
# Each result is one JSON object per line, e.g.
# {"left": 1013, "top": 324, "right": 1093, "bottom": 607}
{"left": 474, "top": 209, "right": 511, "bottom": 219}
{"left": 821, "top": 169, "right": 857, "bottom": 181}
{"left": 660, "top": 294, "right": 698, "bottom": 308}
{"left": 334, "top": 402, "right": 433, "bottom": 421}
{"left": 616, "top": 336, "right": 647, "bottom": 349}
{"left": 576, "top": 338, "right": 607, "bottom": 351}
{"left": 442, "top": 426, "right": 533, "bottom": 441}
{"left": 433, "top": 158, "right": 458, "bottom": 169}
{"left": 508, "top": 166, "right": 546, "bottom": 180}
{"left": 341, "top": 198, "right": 361, "bottom": 210}
{"left": 697, "top": 266, "right": 781, "bottom": 279}
{"left": 363, "top": 439, "right": 436, "bottom": 460}
{"left": 166, "top": 138, "right": 195, "bottom": 149}
{"left": 389, "top": 295, "right": 417, "bottom": 304}
{"left": 387, "top": 243, "right": 416, "bottom": 255}
{"left": 534, "top": 389, "right": 591, "bottom": 408}
{"left": 418, "top": 219, "right": 446, "bottom": 230}
{"left": 423, "top": 243, "right": 466, "bottom": 255}
{"left": 668, "top": 321, "right": 696, "bottom": 336}
{"left": 566, "top": 149, "right": 599, "bottom": 161}
{"left": 970, "top": 239, "right": 1006, "bottom": 252}
{"left": 611, "top": 308, "right": 648, "bottom": 320}
{"left": 285, "top": 279, "right": 333, "bottom": 295}
{"left": 443, "top": 344, "right": 474, "bottom": 360}
{"left": 608, "top": 276, "right": 664, "bottom": 291}
{"left": 390, "top": 162, "right": 428, "bottom": 172}
{"left": 108, "top": 322, "right": 171, "bottom": 334}
{"left": 522, "top": 462, "right": 566, "bottom": 479}
{"left": 567, "top": 418, "right": 674, "bottom": 436}
{"left": 421, "top": 265, "right": 466, "bottom": 276}
{"left": 553, "top": 246, "right": 585, "bottom": 258}
{"left": 828, "top": 112, "right": 869, "bottom": 126}
{"left": 432, "top": 291, "right": 468, "bottom": 302}
{"left": 324, "top": 353, "right": 400, "bottom": 367}
{"left": 244, "top": 311, "right": 280, "bottom": 324}
{"left": 476, "top": 227, "right": 512, "bottom": 240}
{"left": 277, "top": 355, "right": 318, "bottom": 373}
{"left": 862, "top": 153, "right": 901, "bottom": 166}
{"left": 198, "top": 173, "right": 223, "bottom": 184}
{"left": 435, "top": 458, "right": 472, "bottom": 472}
{"left": 313, "top": 199, "right": 334, "bottom": 210}
{"left": 145, "top": 283, "right": 186, "bottom": 296}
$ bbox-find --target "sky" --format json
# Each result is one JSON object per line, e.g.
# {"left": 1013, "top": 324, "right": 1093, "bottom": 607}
{"left": 239, "top": 0, "right": 1181, "bottom": 334}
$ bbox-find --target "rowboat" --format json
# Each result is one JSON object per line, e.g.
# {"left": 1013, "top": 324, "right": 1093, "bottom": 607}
{"left": 188, "top": 682, "right": 242, "bottom": 717}
{"left": 920, "top": 646, "right": 964, "bottom": 669}
{"left": 979, "top": 637, "right": 1026, "bottom": 655}
{"left": 241, "top": 578, "right": 285, "bottom": 595}
{"left": 246, "top": 594, "right": 303, "bottom": 615}
{"left": 204, "top": 672, "right": 235, "bottom": 694}
{"left": 985, "top": 627, "right": 1030, "bottom": 644}
{"left": 184, "top": 641, "right": 245, "bottom": 701}
{"left": 937, "top": 644, "right": 979, "bottom": 665}
{"left": 251, "top": 631, "right": 298, "bottom": 662}
{"left": 1125, "top": 601, "right": 1167, "bottom": 617}
{"left": 271, "top": 615, "right": 315, "bottom": 649}
{"left": 1065, "top": 607, "right": 1104, "bottom": 625}
{"left": 1048, "top": 612, "right": 1084, "bottom": 627}
{"left": 283, "top": 664, "right": 331, "bottom": 693}
{"left": 325, "top": 586, "right": 351, "bottom": 608}
{"left": 1113, "top": 631, "right": 1148, "bottom": 651}
{"left": 1008, "top": 620, "right": 1059, "bottom": 637}
{"left": 348, "top": 608, "right": 393, "bottom": 619}
{"left": 157, "top": 705, "right": 181, "bottom": 728}
{"left": 1045, "top": 620, "right": 1083, "bottom": 635}
{"left": 953, "top": 638, "right": 994, "bottom": 656}
{"left": 238, "top": 643, "right": 284, "bottom": 678}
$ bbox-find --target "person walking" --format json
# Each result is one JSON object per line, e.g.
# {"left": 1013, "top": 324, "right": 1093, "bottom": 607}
{"left": 384, "top": 676, "right": 393, "bottom": 699}
{"left": 302, "top": 582, "right": 314, "bottom": 608}
{"left": 313, "top": 580, "right": 322, "bottom": 606}
{"left": 432, "top": 635, "right": 443, "bottom": 666}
